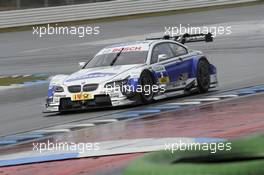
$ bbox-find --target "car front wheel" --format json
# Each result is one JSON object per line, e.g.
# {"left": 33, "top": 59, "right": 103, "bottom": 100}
{"left": 139, "top": 71, "right": 155, "bottom": 104}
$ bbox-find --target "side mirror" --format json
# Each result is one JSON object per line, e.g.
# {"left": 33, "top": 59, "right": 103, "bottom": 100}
{"left": 158, "top": 54, "right": 168, "bottom": 62}
{"left": 78, "top": 62, "right": 86, "bottom": 68}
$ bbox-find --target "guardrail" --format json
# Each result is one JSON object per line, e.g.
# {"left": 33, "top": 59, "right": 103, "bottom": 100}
{"left": 0, "top": 0, "right": 112, "bottom": 11}
{"left": 0, "top": 0, "right": 259, "bottom": 29}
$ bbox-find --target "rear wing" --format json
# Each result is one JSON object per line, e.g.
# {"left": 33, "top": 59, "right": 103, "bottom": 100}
{"left": 146, "top": 33, "right": 213, "bottom": 44}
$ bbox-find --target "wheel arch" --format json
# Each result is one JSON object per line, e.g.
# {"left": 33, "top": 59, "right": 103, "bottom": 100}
{"left": 191, "top": 56, "right": 209, "bottom": 78}
{"left": 141, "top": 69, "right": 158, "bottom": 85}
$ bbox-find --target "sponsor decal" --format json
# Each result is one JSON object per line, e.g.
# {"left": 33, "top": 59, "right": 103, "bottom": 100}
{"left": 153, "top": 65, "right": 170, "bottom": 84}
{"left": 65, "top": 72, "right": 116, "bottom": 82}
{"left": 97, "top": 44, "right": 149, "bottom": 55}
{"left": 71, "top": 92, "right": 94, "bottom": 101}
{"left": 112, "top": 46, "right": 142, "bottom": 52}
{"left": 159, "top": 77, "right": 170, "bottom": 84}
{"left": 152, "top": 65, "right": 166, "bottom": 72}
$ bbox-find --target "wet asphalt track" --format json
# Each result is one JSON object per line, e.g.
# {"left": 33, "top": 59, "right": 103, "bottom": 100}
{"left": 0, "top": 3, "right": 264, "bottom": 136}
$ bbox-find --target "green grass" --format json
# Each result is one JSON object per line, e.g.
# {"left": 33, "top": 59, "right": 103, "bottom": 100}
{"left": 0, "top": 0, "right": 263, "bottom": 33}
{"left": 124, "top": 134, "right": 264, "bottom": 175}
{"left": 0, "top": 76, "right": 47, "bottom": 86}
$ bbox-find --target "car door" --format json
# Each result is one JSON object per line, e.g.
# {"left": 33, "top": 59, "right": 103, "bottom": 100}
{"left": 151, "top": 42, "right": 191, "bottom": 90}
{"left": 167, "top": 42, "right": 192, "bottom": 88}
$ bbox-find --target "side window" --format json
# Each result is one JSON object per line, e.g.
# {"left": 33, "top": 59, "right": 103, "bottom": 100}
{"left": 151, "top": 43, "right": 174, "bottom": 64}
{"left": 169, "top": 43, "right": 187, "bottom": 57}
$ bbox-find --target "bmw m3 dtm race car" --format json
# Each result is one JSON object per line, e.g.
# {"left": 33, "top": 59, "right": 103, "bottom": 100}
{"left": 45, "top": 33, "right": 217, "bottom": 112}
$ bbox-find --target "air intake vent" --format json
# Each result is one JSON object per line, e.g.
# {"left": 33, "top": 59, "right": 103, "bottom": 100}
{"left": 83, "top": 84, "right": 98, "bottom": 92}
{"left": 68, "top": 85, "right": 81, "bottom": 93}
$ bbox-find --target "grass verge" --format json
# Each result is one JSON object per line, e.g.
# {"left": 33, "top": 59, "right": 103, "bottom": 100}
{"left": 0, "top": 76, "right": 47, "bottom": 86}
{"left": 124, "top": 134, "right": 264, "bottom": 175}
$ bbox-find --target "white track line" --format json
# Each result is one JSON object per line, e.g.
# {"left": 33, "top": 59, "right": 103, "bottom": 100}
{"left": 61, "top": 123, "right": 95, "bottom": 128}
{"left": 210, "top": 94, "right": 238, "bottom": 98}
{"left": 185, "top": 98, "right": 220, "bottom": 102}
{"left": 91, "top": 119, "right": 118, "bottom": 123}
{"left": 168, "top": 102, "right": 201, "bottom": 105}
{"left": 34, "top": 129, "right": 71, "bottom": 133}
{"left": 11, "top": 75, "right": 22, "bottom": 78}
{"left": 22, "top": 74, "right": 32, "bottom": 78}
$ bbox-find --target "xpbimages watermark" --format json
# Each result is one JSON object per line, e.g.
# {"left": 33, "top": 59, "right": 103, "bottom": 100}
{"left": 164, "top": 140, "right": 232, "bottom": 154}
{"left": 32, "top": 24, "right": 100, "bottom": 37}
{"left": 104, "top": 82, "right": 166, "bottom": 96}
{"left": 164, "top": 24, "right": 232, "bottom": 37}
{"left": 33, "top": 140, "right": 100, "bottom": 153}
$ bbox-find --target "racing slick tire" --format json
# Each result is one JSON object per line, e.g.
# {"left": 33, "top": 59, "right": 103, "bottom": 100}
{"left": 197, "top": 58, "right": 210, "bottom": 93}
{"left": 139, "top": 71, "right": 155, "bottom": 104}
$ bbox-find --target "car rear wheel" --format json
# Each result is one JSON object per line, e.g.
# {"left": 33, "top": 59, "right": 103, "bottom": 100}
{"left": 197, "top": 58, "right": 210, "bottom": 93}
{"left": 139, "top": 71, "right": 155, "bottom": 104}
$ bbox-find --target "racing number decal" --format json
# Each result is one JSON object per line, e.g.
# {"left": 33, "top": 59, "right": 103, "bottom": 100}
{"left": 152, "top": 65, "right": 170, "bottom": 84}
{"left": 71, "top": 93, "right": 94, "bottom": 101}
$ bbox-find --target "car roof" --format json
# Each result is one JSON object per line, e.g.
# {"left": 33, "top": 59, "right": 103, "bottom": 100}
{"left": 104, "top": 40, "right": 159, "bottom": 49}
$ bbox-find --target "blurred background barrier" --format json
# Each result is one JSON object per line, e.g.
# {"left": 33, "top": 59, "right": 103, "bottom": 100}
{"left": 0, "top": 0, "right": 259, "bottom": 29}
{"left": 0, "top": 0, "right": 112, "bottom": 11}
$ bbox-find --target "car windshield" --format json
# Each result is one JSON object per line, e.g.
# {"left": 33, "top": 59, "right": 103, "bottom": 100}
{"left": 84, "top": 50, "right": 148, "bottom": 68}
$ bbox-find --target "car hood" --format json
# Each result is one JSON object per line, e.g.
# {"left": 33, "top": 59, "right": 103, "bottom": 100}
{"left": 63, "top": 64, "right": 143, "bottom": 86}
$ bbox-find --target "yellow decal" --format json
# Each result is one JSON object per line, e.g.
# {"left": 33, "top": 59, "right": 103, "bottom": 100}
{"left": 71, "top": 93, "right": 94, "bottom": 101}
{"left": 159, "top": 77, "right": 170, "bottom": 84}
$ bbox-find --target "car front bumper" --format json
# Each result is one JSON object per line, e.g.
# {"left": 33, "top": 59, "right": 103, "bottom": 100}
{"left": 45, "top": 92, "right": 136, "bottom": 112}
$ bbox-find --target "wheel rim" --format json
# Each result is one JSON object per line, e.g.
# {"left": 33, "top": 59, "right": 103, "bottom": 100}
{"left": 141, "top": 75, "right": 154, "bottom": 101}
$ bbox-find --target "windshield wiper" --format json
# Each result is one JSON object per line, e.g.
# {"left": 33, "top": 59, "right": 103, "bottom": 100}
{"left": 110, "top": 48, "right": 124, "bottom": 66}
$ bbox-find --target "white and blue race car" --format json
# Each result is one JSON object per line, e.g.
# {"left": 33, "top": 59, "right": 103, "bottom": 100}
{"left": 45, "top": 33, "right": 217, "bottom": 112}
